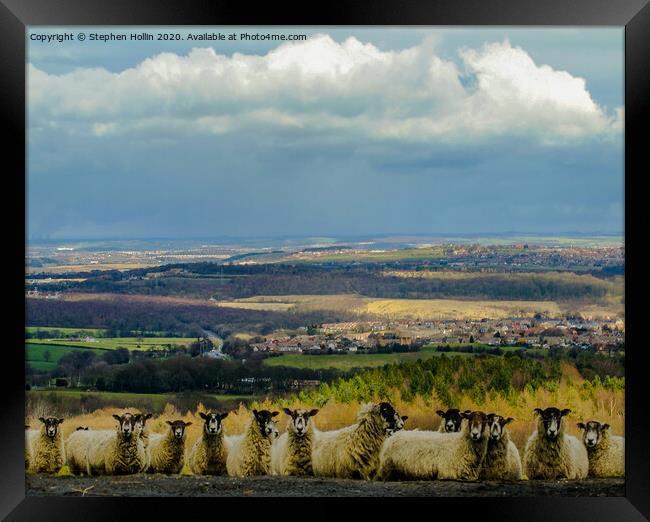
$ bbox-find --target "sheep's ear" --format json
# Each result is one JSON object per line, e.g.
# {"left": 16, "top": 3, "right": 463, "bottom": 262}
{"left": 561, "top": 409, "right": 571, "bottom": 417}
{"left": 282, "top": 407, "right": 293, "bottom": 416}
{"left": 57, "top": 418, "right": 64, "bottom": 424}
{"left": 601, "top": 423, "right": 610, "bottom": 431}
{"left": 252, "top": 409, "right": 258, "bottom": 416}
{"left": 219, "top": 412, "right": 229, "bottom": 420}
{"left": 577, "top": 422, "right": 586, "bottom": 430}
{"left": 460, "top": 411, "right": 471, "bottom": 419}
{"left": 112, "top": 414, "right": 121, "bottom": 422}
{"left": 144, "top": 413, "right": 153, "bottom": 420}
{"left": 533, "top": 408, "right": 543, "bottom": 416}
{"left": 166, "top": 420, "right": 173, "bottom": 426}
{"left": 401, "top": 415, "right": 408, "bottom": 421}
{"left": 199, "top": 412, "right": 208, "bottom": 420}
{"left": 38, "top": 417, "right": 46, "bottom": 424}
{"left": 309, "top": 409, "right": 319, "bottom": 417}
{"left": 436, "top": 410, "right": 445, "bottom": 417}
{"left": 271, "top": 411, "right": 280, "bottom": 417}
{"left": 504, "top": 417, "right": 514, "bottom": 425}
{"left": 184, "top": 422, "right": 192, "bottom": 427}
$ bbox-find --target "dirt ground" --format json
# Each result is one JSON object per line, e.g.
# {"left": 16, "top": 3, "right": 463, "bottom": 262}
{"left": 26, "top": 475, "right": 624, "bottom": 497}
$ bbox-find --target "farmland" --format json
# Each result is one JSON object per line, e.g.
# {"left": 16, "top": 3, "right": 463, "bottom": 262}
{"left": 26, "top": 343, "right": 108, "bottom": 370}
{"left": 262, "top": 349, "right": 475, "bottom": 370}
{"left": 27, "top": 337, "right": 195, "bottom": 351}
{"left": 218, "top": 293, "right": 622, "bottom": 321}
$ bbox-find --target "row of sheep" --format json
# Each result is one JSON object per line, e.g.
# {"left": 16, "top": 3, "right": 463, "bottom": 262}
{"left": 25, "top": 404, "right": 624, "bottom": 481}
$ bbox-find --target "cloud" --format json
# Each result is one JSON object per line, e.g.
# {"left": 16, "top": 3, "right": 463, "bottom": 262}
{"left": 28, "top": 35, "right": 621, "bottom": 146}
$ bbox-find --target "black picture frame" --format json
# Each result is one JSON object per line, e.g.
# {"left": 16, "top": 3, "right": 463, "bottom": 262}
{"left": 3, "top": 0, "right": 648, "bottom": 519}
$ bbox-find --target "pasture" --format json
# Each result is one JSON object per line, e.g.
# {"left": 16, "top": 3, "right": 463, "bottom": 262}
{"left": 27, "top": 337, "right": 195, "bottom": 351}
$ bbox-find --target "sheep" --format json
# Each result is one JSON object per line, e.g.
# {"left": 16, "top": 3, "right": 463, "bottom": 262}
{"left": 577, "top": 420, "right": 624, "bottom": 477}
{"left": 145, "top": 420, "right": 191, "bottom": 474}
{"left": 271, "top": 408, "right": 319, "bottom": 476}
{"left": 188, "top": 411, "right": 230, "bottom": 475}
{"left": 436, "top": 408, "right": 467, "bottom": 433}
{"left": 386, "top": 414, "right": 408, "bottom": 437}
{"left": 479, "top": 414, "right": 523, "bottom": 481}
{"left": 85, "top": 413, "right": 146, "bottom": 475}
{"left": 65, "top": 427, "right": 108, "bottom": 474}
{"left": 134, "top": 412, "right": 153, "bottom": 467}
{"left": 523, "top": 407, "right": 588, "bottom": 479}
{"left": 312, "top": 402, "right": 405, "bottom": 480}
{"left": 26, "top": 417, "right": 65, "bottom": 474}
{"left": 377, "top": 410, "right": 490, "bottom": 481}
{"left": 24, "top": 425, "right": 31, "bottom": 469}
{"left": 226, "top": 409, "right": 279, "bottom": 477}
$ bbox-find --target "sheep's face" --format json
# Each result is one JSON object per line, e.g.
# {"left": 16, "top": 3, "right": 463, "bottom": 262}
{"left": 113, "top": 413, "right": 140, "bottom": 439}
{"left": 167, "top": 420, "right": 192, "bottom": 439}
{"left": 283, "top": 408, "right": 319, "bottom": 437}
{"left": 534, "top": 407, "right": 571, "bottom": 440}
{"left": 199, "top": 411, "right": 229, "bottom": 436}
{"left": 386, "top": 413, "right": 408, "bottom": 436}
{"left": 577, "top": 420, "right": 609, "bottom": 448}
{"left": 436, "top": 409, "right": 465, "bottom": 433}
{"left": 461, "top": 411, "right": 488, "bottom": 441}
{"left": 253, "top": 409, "right": 279, "bottom": 438}
{"left": 134, "top": 413, "right": 153, "bottom": 435}
{"left": 39, "top": 417, "right": 63, "bottom": 438}
{"left": 486, "top": 414, "right": 514, "bottom": 442}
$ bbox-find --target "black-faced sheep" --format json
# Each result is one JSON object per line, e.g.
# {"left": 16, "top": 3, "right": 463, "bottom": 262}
{"left": 436, "top": 408, "right": 467, "bottom": 433}
{"left": 226, "top": 409, "right": 279, "bottom": 477}
{"left": 523, "top": 407, "right": 588, "bottom": 479}
{"left": 188, "top": 411, "right": 230, "bottom": 475}
{"left": 312, "top": 402, "right": 405, "bottom": 480}
{"left": 577, "top": 420, "right": 624, "bottom": 477}
{"left": 377, "top": 410, "right": 490, "bottom": 481}
{"left": 146, "top": 420, "right": 191, "bottom": 474}
{"left": 85, "top": 413, "right": 146, "bottom": 475}
{"left": 26, "top": 417, "right": 65, "bottom": 473}
{"left": 271, "top": 408, "right": 319, "bottom": 476}
{"left": 479, "top": 414, "right": 522, "bottom": 481}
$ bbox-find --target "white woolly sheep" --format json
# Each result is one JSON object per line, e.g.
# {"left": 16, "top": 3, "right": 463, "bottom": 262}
{"left": 26, "top": 417, "right": 65, "bottom": 473}
{"left": 436, "top": 408, "right": 467, "bottom": 433}
{"left": 85, "top": 413, "right": 146, "bottom": 475}
{"left": 312, "top": 402, "right": 405, "bottom": 480}
{"left": 523, "top": 407, "right": 588, "bottom": 479}
{"left": 146, "top": 419, "right": 191, "bottom": 474}
{"left": 65, "top": 428, "right": 111, "bottom": 474}
{"left": 226, "top": 409, "right": 279, "bottom": 477}
{"left": 377, "top": 410, "right": 490, "bottom": 481}
{"left": 577, "top": 420, "right": 624, "bottom": 477}
{"left": 479, "top": 414, "right": 523, "bottom": 481}
{"left": 271, "top": 408, "right": 319, "bottom": 476}
{"left": 188, "top": 411, "right": 230, "bottom": 475}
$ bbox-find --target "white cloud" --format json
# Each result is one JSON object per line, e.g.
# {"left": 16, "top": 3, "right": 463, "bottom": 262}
{"left": 28, "top": 35, "right": 621, "bottom": 145}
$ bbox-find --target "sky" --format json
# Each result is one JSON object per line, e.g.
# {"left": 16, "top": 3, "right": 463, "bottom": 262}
{"left": 26, "top": 27, "right": 624, "bottom": 240}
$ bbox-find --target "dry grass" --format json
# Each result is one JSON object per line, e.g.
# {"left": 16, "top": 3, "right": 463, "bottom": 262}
{"left": 216, "top": 293, "right": 622, "bottom": 321}
{"left": 33, "top": 383, "right": 623, "bottom": 465}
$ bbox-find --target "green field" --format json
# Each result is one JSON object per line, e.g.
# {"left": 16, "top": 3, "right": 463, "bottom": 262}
{"left": 262, "top": 349, "right": 477, "bottom": 370}
{"left": 26, "top": 343, "right": 109, "bottom": 370}
{"left": 261, "top": 343, "right": 549, "bottom": 370}
{"left": 26, "top": 326, "right": 107, "bottom": 335}
{"left": 27, "top": 337, "right": 195, "bottom": 351}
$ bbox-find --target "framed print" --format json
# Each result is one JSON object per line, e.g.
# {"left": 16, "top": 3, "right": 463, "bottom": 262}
{"left": 2, "top": 0, "right": 649, "bottom": 520}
